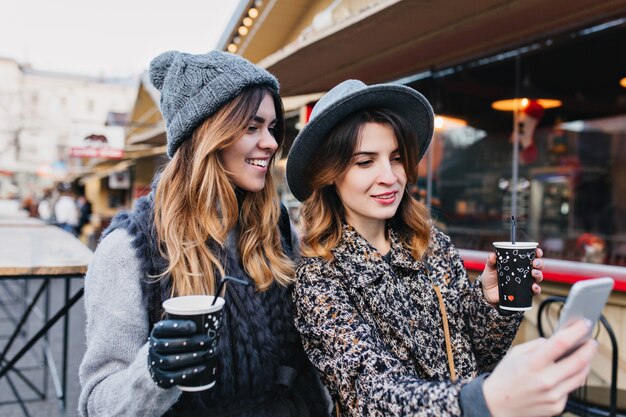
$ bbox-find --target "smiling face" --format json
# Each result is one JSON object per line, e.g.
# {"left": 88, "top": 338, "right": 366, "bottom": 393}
{"left": 334, "top": 122, "right": 407, "bottom": 232}
{"left": 219, "top": 92, "right": 279, "bottom": 193}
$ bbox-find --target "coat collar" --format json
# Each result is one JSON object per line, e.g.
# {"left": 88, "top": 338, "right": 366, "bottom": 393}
{"left": 331, "top": 223, "right": 426, "bottom": 287}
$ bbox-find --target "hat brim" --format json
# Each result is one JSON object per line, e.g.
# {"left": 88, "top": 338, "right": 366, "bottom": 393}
{"left": 286, "top": 84, "right": 434, "bottom": 202}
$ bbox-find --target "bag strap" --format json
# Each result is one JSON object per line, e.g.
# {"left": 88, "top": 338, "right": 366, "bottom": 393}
{"left": 432, "top": 283, "right": 457, "bottom": 382}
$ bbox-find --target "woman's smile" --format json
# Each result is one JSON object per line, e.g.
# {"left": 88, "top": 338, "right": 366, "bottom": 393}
{"left": 371, "top": 191, "right": 398, "bottom": 205}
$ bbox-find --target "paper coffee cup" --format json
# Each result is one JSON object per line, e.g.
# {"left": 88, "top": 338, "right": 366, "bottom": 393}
{"left": 493, "top": 242, "right": 538, "bottom": 311}
{"left": 162, "top": 295, "right": 225, "bottom": 392}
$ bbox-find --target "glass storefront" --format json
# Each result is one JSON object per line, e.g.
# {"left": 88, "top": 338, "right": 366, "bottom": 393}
{"left": 405, "top": 19, "right": 626, "bottom": 266}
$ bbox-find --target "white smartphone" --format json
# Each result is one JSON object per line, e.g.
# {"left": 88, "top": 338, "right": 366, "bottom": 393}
{"left": 555, "top": 277, "right": 614, "bottom": 358}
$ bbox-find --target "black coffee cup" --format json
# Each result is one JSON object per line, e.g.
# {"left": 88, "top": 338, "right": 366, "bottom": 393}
{"left": 162, "top": 295, "right": 224, "bottom": 391}
{"left": 493, "top": 242, "right": 538, "bottom": 311}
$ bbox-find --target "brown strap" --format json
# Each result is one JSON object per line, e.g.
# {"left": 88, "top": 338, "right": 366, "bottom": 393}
{"left": 432, "top": 284, "right": 457, "bottom": 382}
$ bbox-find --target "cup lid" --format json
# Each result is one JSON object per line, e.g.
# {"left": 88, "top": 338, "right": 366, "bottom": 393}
{"left": 163, "top": 295, "right": 225, "bottom": 315}
{"left": 492, "top": 241, "right": 538, "bottom": 249}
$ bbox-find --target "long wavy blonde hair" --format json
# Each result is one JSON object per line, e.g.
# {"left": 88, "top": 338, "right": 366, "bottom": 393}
{"left": 154, "top": 87, "right": 294, "bottom": 297}
{"left": 300, "top": 108, "right": 431, "bottom": 261}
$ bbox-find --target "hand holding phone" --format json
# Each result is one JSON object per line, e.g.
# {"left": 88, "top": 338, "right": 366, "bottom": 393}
{"left": 484, "top": 319, "right": 598, "bottom": 416}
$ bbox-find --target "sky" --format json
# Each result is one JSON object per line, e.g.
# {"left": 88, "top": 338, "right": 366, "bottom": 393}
{"left": 1, "top": 0, "right": 240, "bottom": 78}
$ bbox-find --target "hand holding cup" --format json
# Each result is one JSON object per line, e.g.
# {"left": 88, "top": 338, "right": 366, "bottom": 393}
{"left": 148, "top": 276, "right": 247, "bottom": 391}
{"left": 148, "top": 318, "right": 218, "bottom": 389}
{"left": 149, "top": 295, "right": 225, "bottom": 391}
{"left": 481, "top": 246, "right": 544, "bottom": 307}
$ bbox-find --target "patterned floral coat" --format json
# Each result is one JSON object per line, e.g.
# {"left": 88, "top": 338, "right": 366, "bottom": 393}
{"left": 294, "top": 224, "right": 523, "bottom": 416}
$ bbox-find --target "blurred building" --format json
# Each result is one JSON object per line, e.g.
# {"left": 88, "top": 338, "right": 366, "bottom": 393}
{"left": 0, "top": 57, "right": 136, "bottom": 199}
{"left": 74, "top": 73, "right": 167, "bottom": 245}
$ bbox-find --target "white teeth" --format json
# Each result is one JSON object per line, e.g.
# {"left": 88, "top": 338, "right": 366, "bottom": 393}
{"left": 246, "top": 159, "right": 268, "bottom": 167}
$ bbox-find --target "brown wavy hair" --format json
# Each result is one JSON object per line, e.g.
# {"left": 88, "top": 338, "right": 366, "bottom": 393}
{"left": 154, "top": 86, "right": 294, "bottom": 297}
{"left": 300, "top": 107, "right": 431, "bottom": 261}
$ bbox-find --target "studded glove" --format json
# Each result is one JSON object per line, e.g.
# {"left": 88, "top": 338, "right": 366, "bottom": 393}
{"left": 147, "top": 319, "right": 218, "bottom": 389}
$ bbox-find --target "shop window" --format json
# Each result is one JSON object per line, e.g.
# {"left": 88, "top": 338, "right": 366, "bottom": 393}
{"left": 407, "top": 22, "right": 626, "bottom": 267}
{"left": 107, "top": 189, "right": 128, "bottom": 209}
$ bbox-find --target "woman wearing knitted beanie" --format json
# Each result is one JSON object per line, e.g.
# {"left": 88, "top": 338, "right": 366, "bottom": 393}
{"left": 78, "top": 51, "right": 331, "bottom": 417}
{"left": 286, "top": 80, "right": 597, "bottom": 417}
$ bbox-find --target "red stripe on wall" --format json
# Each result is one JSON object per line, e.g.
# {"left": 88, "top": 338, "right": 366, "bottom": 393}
{"left": 462, "top": 256, "right": 626, "bottom": 292}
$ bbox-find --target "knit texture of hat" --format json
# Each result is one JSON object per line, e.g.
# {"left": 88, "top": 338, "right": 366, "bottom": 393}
{"left": 148, "top": 50, "right": 280, "bottom": 157}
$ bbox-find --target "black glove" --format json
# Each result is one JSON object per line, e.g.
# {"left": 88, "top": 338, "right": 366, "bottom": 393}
{"left": 148, "top": 318, "right": 218, "bottom": 388}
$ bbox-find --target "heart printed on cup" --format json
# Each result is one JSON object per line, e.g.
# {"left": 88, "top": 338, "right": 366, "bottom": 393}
{"left": 508, "top": 295, "right": 515, "bottom": 301}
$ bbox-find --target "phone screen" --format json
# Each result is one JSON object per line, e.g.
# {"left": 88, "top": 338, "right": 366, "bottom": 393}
{"left": 554, "top": 277, "right": 614, "bottom": 360}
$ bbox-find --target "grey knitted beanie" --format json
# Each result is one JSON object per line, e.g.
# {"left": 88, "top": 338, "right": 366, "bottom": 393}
{"left": 148, "top": 50, "right": 280, "bottom": 157}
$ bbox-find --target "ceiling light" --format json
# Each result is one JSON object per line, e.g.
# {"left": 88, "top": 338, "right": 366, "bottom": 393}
{"left": 434, "top": 115, "right": 468, "bottom": 130}
{"left": 243, "top": 17, "right": 253, "bottom": 27}
{"left": 227, "top": 43, "right": 238, "bottom": 53}
{"left": 248, "top": 7, "right": 259, "bottom": 18}
{"left": 492, "top": 98, "right": 562, "bottom": 111}
{"left": 491, "top": 76, "right": 562, "bottom": 111}
{"left": 621, "top": 77, "right": 626, "bottom": 88}
{"left": 238, "top": 26, "right": 249, "bottom": 36}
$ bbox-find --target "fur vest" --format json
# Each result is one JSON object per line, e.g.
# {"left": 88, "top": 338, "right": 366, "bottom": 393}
{"left": 104, "top": 193, "right": 330, "bottom": 417}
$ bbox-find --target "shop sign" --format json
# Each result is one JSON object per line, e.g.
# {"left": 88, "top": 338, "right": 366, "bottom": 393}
{"left": 69, "top": 147, "right": 124, "bottom": 159}
{"left": 69, "top": 133, "right": 124, "bottom": 159}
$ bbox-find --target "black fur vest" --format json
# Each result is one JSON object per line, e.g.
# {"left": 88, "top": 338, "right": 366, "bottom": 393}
{"left": 104, "top": 193, "right": 330, "bottom": 417}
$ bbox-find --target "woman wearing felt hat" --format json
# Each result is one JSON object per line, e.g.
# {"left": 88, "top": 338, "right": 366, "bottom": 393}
{"left": 78, "top": 51, "right": 331, "bottom": 417}
{"left": 287, "top": 80, "right": 596, "bottom": 416}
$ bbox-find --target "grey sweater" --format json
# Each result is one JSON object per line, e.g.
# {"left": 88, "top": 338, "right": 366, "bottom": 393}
{"left": 79, "top": 229, "right": 181, "bottom": 416}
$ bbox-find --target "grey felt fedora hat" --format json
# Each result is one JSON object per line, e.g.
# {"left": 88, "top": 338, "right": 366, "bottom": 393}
{"left": 286, "top": 79, "right": 434, "bottom": 202}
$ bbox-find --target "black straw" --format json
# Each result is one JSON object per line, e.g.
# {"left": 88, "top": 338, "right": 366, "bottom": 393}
{"left": 211, "top": 275, "right": 249, "bottom": 305}
{"left": 511, "top": 216, "right": 516, "bottom": 245}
